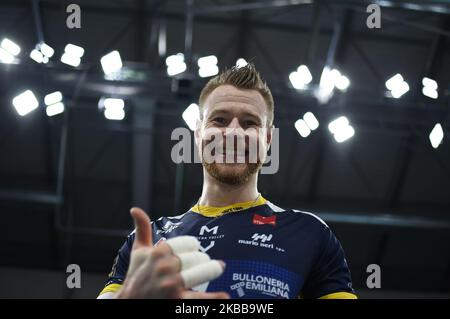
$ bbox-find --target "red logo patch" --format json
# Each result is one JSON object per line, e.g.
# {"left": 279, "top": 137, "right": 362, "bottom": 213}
{"left": 253, "top": 214, "right": 276, "bottom": 226}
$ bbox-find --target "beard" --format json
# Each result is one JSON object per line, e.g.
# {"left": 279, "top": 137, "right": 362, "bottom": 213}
{"left": 203, "top": 160, "right": 262, "bottom": 186}
{"left": 200, "top": 134, "right": 265, "bottom": 185}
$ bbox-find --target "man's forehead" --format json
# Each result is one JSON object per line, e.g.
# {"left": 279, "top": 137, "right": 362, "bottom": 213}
{"left": 206, "top": 85, "right": 265, "bottom": 106}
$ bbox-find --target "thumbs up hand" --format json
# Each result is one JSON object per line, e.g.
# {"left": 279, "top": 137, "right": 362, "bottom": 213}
{"left": 116, "top": 207, "right": 229, "bottom": 299}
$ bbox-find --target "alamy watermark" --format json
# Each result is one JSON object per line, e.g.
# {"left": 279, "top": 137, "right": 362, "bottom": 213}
{"left": 366, "top": 4, "right": 381, "bottom": 29}
{"left": 66, "top": 264, "right": 81, "bottom": 289}
{"left": 366, "top": 263, "right": 381, "bottom": 289}
{"left": 66, "top": 4, "right": 81, "bottom": 29}
{"left": 170, "top": 127, "right": 280, "bottom": 174}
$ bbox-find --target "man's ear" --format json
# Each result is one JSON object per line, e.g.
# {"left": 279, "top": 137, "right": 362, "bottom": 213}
{"left": 194, "top": 119, "right": 201, "bottom": 148}
{"left": 266, "top": 125, "right": 274, "bottom": 150}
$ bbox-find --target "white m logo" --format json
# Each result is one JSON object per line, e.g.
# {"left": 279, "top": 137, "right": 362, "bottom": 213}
{"left": 199, "top": 225, "right": 219, "bottom": 236}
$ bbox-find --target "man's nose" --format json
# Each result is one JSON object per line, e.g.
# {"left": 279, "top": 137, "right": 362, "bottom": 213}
{"left": 225, "top": 118, "right": 243, "bottom": 131}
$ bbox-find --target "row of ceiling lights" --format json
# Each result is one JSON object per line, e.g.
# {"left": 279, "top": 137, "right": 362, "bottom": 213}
{"left": 1, "top": 38, "right": 445, "bottom": 149}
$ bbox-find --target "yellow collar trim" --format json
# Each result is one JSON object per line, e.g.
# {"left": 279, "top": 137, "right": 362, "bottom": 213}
{"left": 191, "top": 196, "right": 267, "bottom": 217}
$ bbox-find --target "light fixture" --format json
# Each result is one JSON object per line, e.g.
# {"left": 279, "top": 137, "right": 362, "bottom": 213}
{"left": 198, "top": 55, "right": 219, "bottom": 78}
{"left": 12, "top": 90, "right": 39, "bottom": 116}
{"left": 30, "top": 49, "right": 44, "bottom": 63}
{"left": 328, "top": 116, "right": 355, "bottom": 143}
{"left": 429, "top": 123, "right": 444, "bottom": 149}
{"left": 1, "top": 38, "right": 20, "bottom": 56}
{"left": 40, "top": 43, "right": 54, "bottom": 58}
{"left": 166, "top": 53, "right": 187, "bottom": 76}
{"left": 0, "top": 38, "right": 20, "bottom": 63}
{"left": 182, "top": 103, "right": 200, "bottom": 131}
{"left": 335, "top": 74, "right": 350, "bottom": 91}
{"left": 422, "top": 77, "right": 438, "bottom": 99}
{"left": 303, "top": 112, "right": 319, "bottom": 130}
{"left": 44, "top": 91, "right": 64, "bottom": 117}
{"left": 315, "top": 67, "right": 350, "bottom": 103}
{"left": 30, "top": 43, "right": 54, "bottom": 64}
{"left": 46, "top": 102, "right": 65, "bottom": 117}
{"left": 235, "top": 58, "right": 248, "bottom": 69}
{"left": 385, "top": 73, "right": 409, "bottom": 98}
{"left": 99, "top": 98, "right": 125, "bottom": 121}
{"left": 294, "top": 119, "right": 311, "bottom": 138}
{"left": 61, "top": 43, "right": 84, "bottom": 67}
{"left": 289, "top": 65, "right": 312, "bottom": 90}
{"left": 0, "top": 47, "right": 15, "bottom": 63}
{"left": 101, "top": 50, "right": 123, "bottom": 75}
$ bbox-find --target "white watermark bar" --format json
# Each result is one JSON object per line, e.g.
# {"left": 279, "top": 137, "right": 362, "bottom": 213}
{"left": 171, "top": 127, "right": 279, "bottom": 174}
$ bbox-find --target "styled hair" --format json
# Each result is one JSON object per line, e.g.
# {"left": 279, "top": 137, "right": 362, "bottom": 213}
{"left": 198, "top": 63, "right": 274, "bottom": 126}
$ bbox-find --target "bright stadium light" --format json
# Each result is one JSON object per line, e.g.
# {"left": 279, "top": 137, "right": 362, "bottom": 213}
{"left": 303, "top": 112, "right": 319, "bottom": 130}
{"left": 182, "top": 103, "right": 200, "bottom": 131}
{"left": 198, "top": 55, "right": 219, "bottom": 78}
{"left": 294, "top": 119, "right": 311, "bottom": 138}
{"left": 40, "top": 43, "right": 54, "bottom": 58}
{"left": 99, "top": 98, "right": 125, "bottom": 121}
{"left": 45, "top": 102, "right": 65, "bottom": 117}
{"left": 385, "top": 73, "right": 409, "bottom": 98}
{"left": 316, "top": 67, "right": 349, "bottom": 103}
{"left": 328, "top": 116, "right": 354, "bottom": 143}
{"left": 61, "top": 53, "right": 80, "bottom": 67}
{"left": 101, "top": 50, "right": 123, "bottom": 75}
{"left": 30, "top": 49, "right": 44, "bottom": 63}
{"left": 0, "top": 38, "right": 20, "bottom": 64}
{"left": 289, "top": 65, "right": 312, "bottom": 90}
{"left": 236, "top": 58, "right": 248, "bottom": 69}
{"left": 166, "top": 53, "right": 187, "bottom": 76}
{"left": 12, "top": 90, "right": 39, "bottom": 116}
{"left": 44, "top": 91, "right": 64, "bottom": 117}
{"left": 44, "top": 91, "right": 63, "bottom": 106}
{"left": 61, "top": 43, "right": 84, "bottom": 67}
{"left": 335, "top": 74, "right": 350, "bottom": 91}
{"left": 429, "top": 123, "right": 444, "bottom": 149}
{"left": 1, "top": 38, "right": 21, "bottom": 56}
{"left": 334, "top": 124, "right": 355, "bottom": 143}
{"left": 104, "top": 107, "right": 125, "bottom": 121}
{"left": 0, "top": 47, "right": 15, "bottom": 63}
{"left": 328, "top": 116, "right": 349, "bottom": 134}
{"left": 422, "top": 77, "right": 438, "bottom": 99}
{"left": 30, "top": 43, "right": 54, "bottom": 64}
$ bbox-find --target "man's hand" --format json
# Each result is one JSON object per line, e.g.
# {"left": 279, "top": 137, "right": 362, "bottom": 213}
{"left": 116, "top": 207, "right": 229, "bottom": 299}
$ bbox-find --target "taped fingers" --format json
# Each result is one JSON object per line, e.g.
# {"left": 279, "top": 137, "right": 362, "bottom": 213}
{"left": 165, "top": 236, "right": 201, "bottom": 255}
{"left": 181, "top": 260, "right": 225, "bottom": 289}
{"left": 178, "top": 251, "right": 210, "bottom": 271}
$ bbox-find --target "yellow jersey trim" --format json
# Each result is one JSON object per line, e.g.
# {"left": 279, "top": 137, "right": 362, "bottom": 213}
{"left": 319, "top": 292, "right": 358, "bottom": 299}
{"left": 191, "top": 196, "right": 267, "bottom": 217}
{"left": 98, "top": 283, "right": 122, "bottom": 296}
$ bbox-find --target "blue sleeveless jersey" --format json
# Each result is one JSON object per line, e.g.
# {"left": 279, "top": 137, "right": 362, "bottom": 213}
{"left": 104, "top": 201, "right": 355, "bottom": 299}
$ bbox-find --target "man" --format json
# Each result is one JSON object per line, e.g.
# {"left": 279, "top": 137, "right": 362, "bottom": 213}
{"left": 98, "top": 64, "right": 357, "bottom": 299}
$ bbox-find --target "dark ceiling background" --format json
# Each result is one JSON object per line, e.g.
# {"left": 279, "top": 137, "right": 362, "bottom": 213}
{"left": 0, "top": 0, "right": 449, "bottom": 298}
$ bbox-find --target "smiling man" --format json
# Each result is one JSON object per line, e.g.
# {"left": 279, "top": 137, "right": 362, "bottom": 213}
{"left": 98, "top": 63, "right": 357, "bottom": 299}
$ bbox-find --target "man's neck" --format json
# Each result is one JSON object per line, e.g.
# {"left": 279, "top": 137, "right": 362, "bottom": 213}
{"left": 199, "top": 170, "right": 259, "bottom": 207}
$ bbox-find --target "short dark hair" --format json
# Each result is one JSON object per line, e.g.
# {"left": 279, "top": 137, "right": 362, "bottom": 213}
{"left": 198, "top": 63, "right": 274, "bottom": 126}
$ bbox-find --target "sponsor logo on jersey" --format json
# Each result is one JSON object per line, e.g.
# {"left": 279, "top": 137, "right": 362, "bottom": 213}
{"left": 156, "top": 221, "right": 183, "bottom": 235}
{"left": 230, "top": 273, "right": 291, "bottom": 299}
{"left": 238, "top": 233, "right": 285, "bottom": 252}
{"left": 198, "top": 225, "right": 225, "bottom": 252}
{"left": 252, "top": 233, "right": 272, "bottom": 243}
{"left": 253, "top": 214, "right": 277, "bottom": 226}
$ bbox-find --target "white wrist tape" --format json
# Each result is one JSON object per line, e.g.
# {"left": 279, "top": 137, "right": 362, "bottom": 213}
{"left": 178, "top": 251, "right": 210, "bottom": 271}
{"left": 181, "top": 260, "right": 224, "bottom": 289}
{"left": 165, "top": 236, "right": 200, "bottom": 255}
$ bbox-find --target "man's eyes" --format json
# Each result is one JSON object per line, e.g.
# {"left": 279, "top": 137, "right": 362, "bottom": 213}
{"left": 243, "top": 120, "right": 259, "bottom": 127}
{"left": 212, "top": 117, "right": 227, "bottom": 125}
{"left": 209, "top": 117, "right": 260, "bottom": 128}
